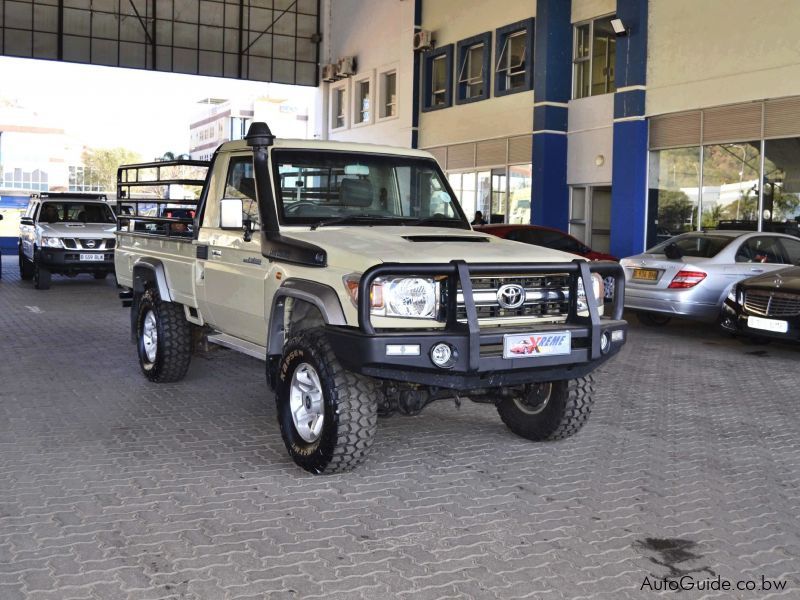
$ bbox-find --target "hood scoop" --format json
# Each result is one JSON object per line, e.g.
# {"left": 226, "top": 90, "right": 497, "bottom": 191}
{"left": 402, "top": 235, "right": 490, "bottom": 243}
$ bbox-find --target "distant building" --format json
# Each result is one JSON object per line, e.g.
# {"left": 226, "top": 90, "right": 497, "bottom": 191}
{"left": 188, "top": 95, "right": 312, "bottom": 160}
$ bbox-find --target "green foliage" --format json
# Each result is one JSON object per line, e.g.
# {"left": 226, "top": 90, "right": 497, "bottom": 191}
{"left": 657, "top": 189, "right": 696, "bottom": 232}
{"left": 81, "top": 147, "right": 142, "bottom": 194}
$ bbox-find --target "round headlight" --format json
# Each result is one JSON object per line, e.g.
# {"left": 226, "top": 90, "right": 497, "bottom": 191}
{"left": 385, "top": 278, "right": 437, "bottom": 318}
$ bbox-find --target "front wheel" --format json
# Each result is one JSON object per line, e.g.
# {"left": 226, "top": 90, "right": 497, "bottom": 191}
{"left": 496, "top": 376, "right": 595, "bottom": 441}
{"left": 19, "top": 246, "right": 34, "bottom": 280}
{"left": 135, "top": 288, "right": 192, "bottom": 382}
{"left": 275, "top": 328, "right": 378, "bottom": 474}
{"left": 34, "top": 259, "right": 51, "bottom": 290}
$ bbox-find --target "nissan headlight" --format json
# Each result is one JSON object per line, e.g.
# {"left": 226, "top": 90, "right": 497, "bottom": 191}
{"left": 577, "top": 273, "right": 605, "bottom": 316}
{"left": 343, "top": 274, "right": 439, "bottom": 319}
{"left": 41, "top": 237, "right": 63, "bottom": 248}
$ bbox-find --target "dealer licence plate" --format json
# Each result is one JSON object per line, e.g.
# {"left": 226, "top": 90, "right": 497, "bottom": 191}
{"left": 79, "top": 253, "right": 104, "bottom": 262}
{"left": 503, "top": 331, "right": 571, "bottom": 359}
{"left": 747, "top": 315, "right": 788, "bottom": 333}
{"left": 632, "top": 268, "right": 658, "bottom": 282}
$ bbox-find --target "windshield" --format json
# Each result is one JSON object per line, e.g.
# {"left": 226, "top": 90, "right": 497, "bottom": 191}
{"left": 272, "top": 150, "right": 469, "bottom": 228}
{"left": 647, "top": 234, "right": 735, "bottom": 258}
{"left": 38, "top": 202, "right": 116, "bottom": 224}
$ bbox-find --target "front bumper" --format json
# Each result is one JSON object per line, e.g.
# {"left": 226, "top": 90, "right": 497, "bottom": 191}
{"left": 37, "top": 247, "right": 115, "bottom": 273}
{"left": 720, "top": 298, "right": 800, "bottom": 341}
{"left": 327, "top": 259, "right": 627, "bottom": 390}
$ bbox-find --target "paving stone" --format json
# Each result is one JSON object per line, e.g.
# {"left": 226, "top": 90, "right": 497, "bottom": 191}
{"left": 0, "top": 255, "right": 799, "bottom": 598}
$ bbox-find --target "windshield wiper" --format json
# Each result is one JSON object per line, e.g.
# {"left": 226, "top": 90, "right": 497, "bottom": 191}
{"left": 408, "top": 216, "right": 464, "bottom": 227}
{"left": 311, "top": 214, "right": 401, "bottom": 230}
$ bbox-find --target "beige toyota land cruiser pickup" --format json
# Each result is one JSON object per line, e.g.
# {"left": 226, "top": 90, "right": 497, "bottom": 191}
{"left": 115, "top": 123, "right": 627, "bottom": 474}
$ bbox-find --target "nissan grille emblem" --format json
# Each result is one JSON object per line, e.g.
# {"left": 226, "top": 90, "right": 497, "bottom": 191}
{"left": 497, "top": 284, "right": 526, "bottom": 309}
{"left": 86, "top": 240, "right": 96, "bottom": 248}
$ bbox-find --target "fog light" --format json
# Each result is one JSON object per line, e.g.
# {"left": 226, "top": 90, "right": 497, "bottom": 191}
{"left": 611, "top": 329, "right": 624, "bottom": 342}
{"left": 386, "top": 344, "right": 420, "bottom": 356}
{"left": 430, "top": 342, "right": 455, "bottom": 368}
{"left": 600, "top": 331, "right": 611, "bottom": 354}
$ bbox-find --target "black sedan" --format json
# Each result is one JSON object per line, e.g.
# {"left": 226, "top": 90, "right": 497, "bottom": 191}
{"left": 720, "top": 266, "right": 800, "bottom": 342}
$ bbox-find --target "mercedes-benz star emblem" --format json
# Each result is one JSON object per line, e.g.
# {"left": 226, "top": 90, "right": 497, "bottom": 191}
{"left": 497, "top": 284, "right": 526, "bottom": 309}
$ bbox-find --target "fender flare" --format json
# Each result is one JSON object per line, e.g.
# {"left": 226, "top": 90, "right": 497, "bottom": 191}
{"left": 132, "top": 258, "right": 173, "bottom": 302}
{"left": 267, "top": 278, "right": 346, "bottom": 356}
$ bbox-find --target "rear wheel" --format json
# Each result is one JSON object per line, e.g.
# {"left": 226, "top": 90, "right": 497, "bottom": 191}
{"left": 636, "top": 311, "right": 671, "bottom": 327}
{"left": 275, "top": 328, "right": 378, "bottom": 474}
{"left": 135, "top": 288, "right": 192, "bottom": 382}
{"left": 496, "top": 376, "right": 595, "bottom": 441}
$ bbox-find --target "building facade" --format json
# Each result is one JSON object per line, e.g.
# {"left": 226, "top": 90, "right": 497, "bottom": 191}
{"left": 316, "top": 0, "right": 800, "bottom": 258}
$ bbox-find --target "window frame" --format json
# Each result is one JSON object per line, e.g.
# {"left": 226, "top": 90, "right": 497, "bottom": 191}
{"left": 422, "top": 44, "right": 454, "bottom": 112}
{"left": 378, "top": 68, "right": 399, "bottom": 120}
{"left": 572, "top": 14, "right": 617, "bottom": 100}
{"left": 330, "top": 83, "right": 348, "bottom": 131}
{"left": 455, "top": 32, "right": 491, "bottom": 105}
{"left": 352, "top": 74, "right": 374, "bottom": 127}
{"left": 494, "top": 18, "right": 534, "bottom": 97}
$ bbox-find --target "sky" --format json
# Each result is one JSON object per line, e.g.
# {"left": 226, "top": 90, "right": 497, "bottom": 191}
{"left": 0, "top": 56, "right": 318, "bottom": 160}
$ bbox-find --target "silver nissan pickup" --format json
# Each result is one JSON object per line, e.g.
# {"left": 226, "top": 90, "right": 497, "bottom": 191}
{"left": 114, "top": 122, "right": 627, "bottom": 474}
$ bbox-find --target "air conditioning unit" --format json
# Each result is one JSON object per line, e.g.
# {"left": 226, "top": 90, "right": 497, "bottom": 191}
{"left": 413, "top": 29, "right": 434, "bottom": 52}
{"left": 337, "top": 56, "right": 356, "bottom": 77}
{"left": 321, "top": 63, "right": 338, "bottom": 83}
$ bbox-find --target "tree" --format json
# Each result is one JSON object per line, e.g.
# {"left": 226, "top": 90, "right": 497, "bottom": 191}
{"left": 657, "top": 189, "right": 696, "bottom": 232}
{"left": 81, "top": 147, "right": 142, "bottom": 195}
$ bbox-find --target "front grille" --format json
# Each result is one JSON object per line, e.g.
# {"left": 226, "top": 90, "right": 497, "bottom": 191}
{"left": 60, "top": 238, "right": 114, "bottom": 249}
{"left": 455, "top": 274, "right": 571, "bottom": 323}
{"left": 79, "top": 238, "right": 104, "bottom": 249}
{"left": 744, "top": 289, "right": 800, "bottom": 317}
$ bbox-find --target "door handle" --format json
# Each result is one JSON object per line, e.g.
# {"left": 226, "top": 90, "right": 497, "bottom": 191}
{"left": 750, "top": 268, "right": 764, "bottom": 273}
{"left": 211, "top": 249, "right": 222, "bottom": 257}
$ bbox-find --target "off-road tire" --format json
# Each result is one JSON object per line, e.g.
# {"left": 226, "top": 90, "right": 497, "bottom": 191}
{"left": 636, "top": 311, "right": 671, "bottom": 327}
{"left": 276, "top": 327, "right": 378, "bottom": 474}
{"left": 496, "top": 376, "right": 595, "bottom": 441}
{"left": 18, "top": 246, "right": 34, "bottom": 280}
{"left": 135, "top": 288, "right": 192, "bottom": 383}
{"left": 34, "top": 258, "right": 51, "bottom": 290}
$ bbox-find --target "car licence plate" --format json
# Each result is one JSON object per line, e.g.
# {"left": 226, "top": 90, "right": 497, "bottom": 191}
{"left": 632, "top": 268, "right": 658, "bottom": 282}
{"left": 79, "top": 253, "right": 104, "bottom": 262}
{"left": 503, "top": 331, "right": 571, "bottom": 359}
{"left": 747, "top": 315, "right": 788, "bottom": 333}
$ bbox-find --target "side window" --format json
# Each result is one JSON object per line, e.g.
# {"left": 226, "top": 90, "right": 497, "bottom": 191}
{"left": 779, "top": 238, "right": 800, "bottom": 266}
{"left": 223, "top": 156, "right": 259, "bottom": 228}
{"left": 736, "top": 237, "right": 784, "bottom": 264}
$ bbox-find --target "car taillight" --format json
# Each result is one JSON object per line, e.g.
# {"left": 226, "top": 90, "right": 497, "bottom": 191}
{"left": 668, "top": 270, "right": 707, "bottom": 289}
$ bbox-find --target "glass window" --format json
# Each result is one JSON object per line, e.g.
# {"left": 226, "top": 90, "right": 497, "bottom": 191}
{"left": 780, "top": 237, "right": 800, "bottom": 265}
{"left": 763, "top": 138, "right": 800, "bottom": 229}
{"left": 649, "top": 234, "right": 735, "bottom": 258}
{"left": 702, "top": 142, "right": 761, "bottom": 230}
{"left": 272, "top": 150, "right": 468, "bottom": 227}
{"left": 495, "top": 19, "right": 534, "bottom": 96}
{"left": 648, "top": 147, "right": 701, "bottom": 245}
{"left": 423, "top": 45, "right": 453, "bottom": 111}
{"left": 331, "top": 87, "right": 346, "bottom": 129}
{"left": 355, "top": 79, "right": 370, "bottom": 124}
{"left": 38, "top": 202, "right": 115, "bottom": 224}
{"left": 432, "top": 56, "right": 448, "bottom": 107}
{"left": 380, "top": 71, "right": 397, "bottom": 118}
{"left": 224, "top": 156, "right": 260, "bottom": 227}
{"left": 460, "top": 44, "right": 485, "bottom": 98}
{"left": 509, "top": 164, "right": 532, "bottom": 224}
{"left": 734, "top": 236, "right": 786, "bottom": 264}
{"left": 491, "top": 168, "right": 507, "bottom": 223}
{"left": 573, "top": 17, "right": 617, "bottom": 99}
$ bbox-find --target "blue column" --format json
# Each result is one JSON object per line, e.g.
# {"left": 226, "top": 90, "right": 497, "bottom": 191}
{"left": 610, "top": 0, "right": 649, "bottom": 257}
{"left": 532, "top": 0, "right": 571, "bottom": 228}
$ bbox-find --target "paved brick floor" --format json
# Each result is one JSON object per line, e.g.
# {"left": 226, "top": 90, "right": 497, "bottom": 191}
{"left": 0, "top": 255, "right": 798, "bottom": 599}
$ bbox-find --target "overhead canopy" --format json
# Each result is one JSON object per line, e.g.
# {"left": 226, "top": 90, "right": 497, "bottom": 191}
{"left": 0, "top": 0, "right": 320, "bottom": 86}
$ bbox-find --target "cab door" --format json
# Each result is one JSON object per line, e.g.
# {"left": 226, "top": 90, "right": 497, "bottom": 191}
{"left": 196, "top": 154, "right": 273, "bottom": 345}
{"left": 19, "top": 199, "right": 39, "bottom": 260}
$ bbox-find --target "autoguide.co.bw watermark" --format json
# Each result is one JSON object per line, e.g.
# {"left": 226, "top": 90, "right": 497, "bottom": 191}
{"left": 640, "top": 574, "right": 788, "bottom": 593}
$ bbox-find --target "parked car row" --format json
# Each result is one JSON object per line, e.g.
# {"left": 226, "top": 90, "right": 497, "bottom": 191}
{"left": 480, "top": 224, "right": 799, "bottom": 345}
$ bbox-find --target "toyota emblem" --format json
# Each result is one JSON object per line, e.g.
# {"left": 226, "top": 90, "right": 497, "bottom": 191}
{"left": 497, "top": 284, "right": 526, "bottom": 309}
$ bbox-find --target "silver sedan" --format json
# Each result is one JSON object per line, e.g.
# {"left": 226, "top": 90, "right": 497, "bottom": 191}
{"left": 620, "top": 231, "right": 800, "bottom": 325}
